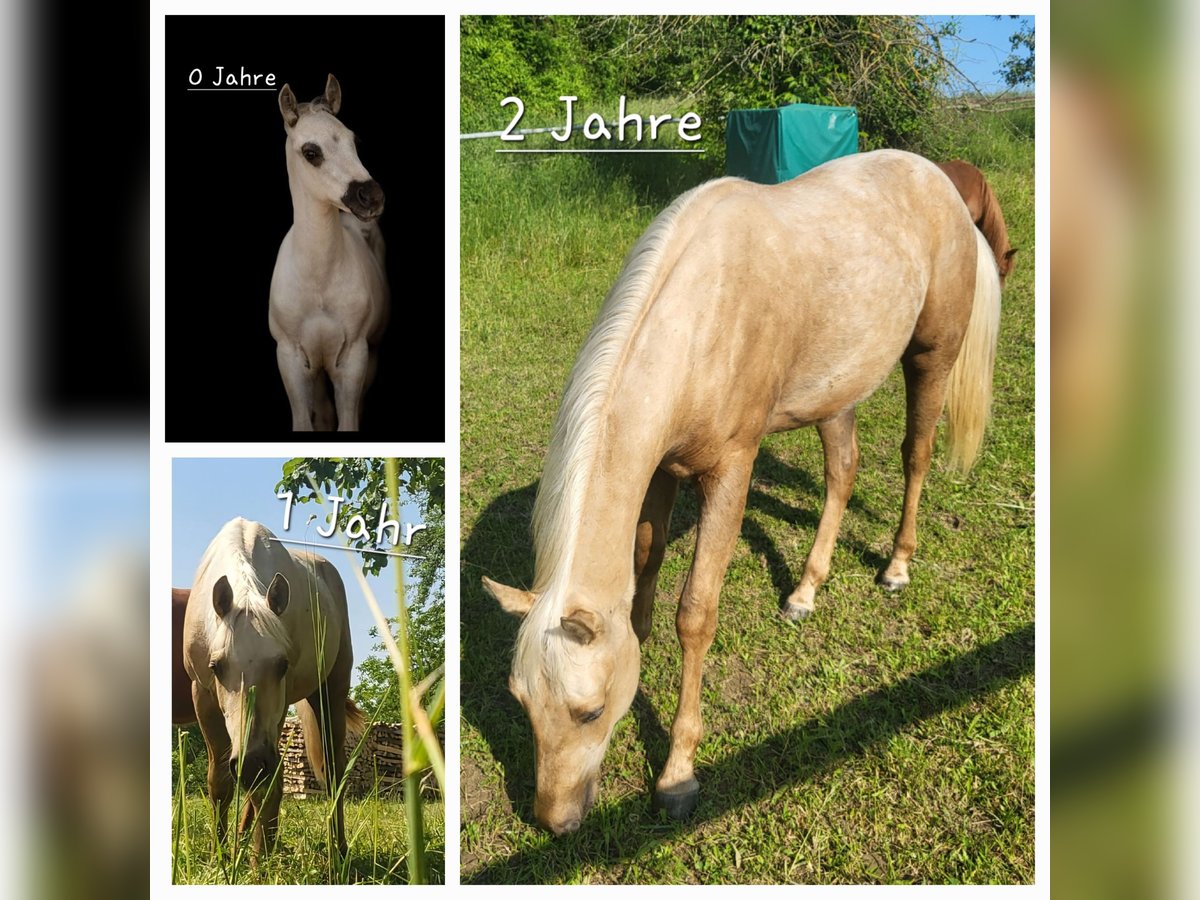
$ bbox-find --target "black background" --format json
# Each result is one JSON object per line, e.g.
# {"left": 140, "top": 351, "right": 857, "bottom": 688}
{"left": 166, "top": 16, "right": 445, "bottom": 440}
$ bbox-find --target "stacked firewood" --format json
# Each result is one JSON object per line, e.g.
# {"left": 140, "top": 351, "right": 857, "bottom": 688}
{"left": 279, "top": 717, "right": 439, "bottom": 800}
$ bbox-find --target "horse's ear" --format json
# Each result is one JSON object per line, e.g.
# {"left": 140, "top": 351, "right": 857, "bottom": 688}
{"left": 482, "top": 576, "right": 535, "bottom": 618}
{"left": 324, "top": 73, "right": 342, "bottom": 115}
{"left": 266, "top": 573, "right": 290, "bottom": 615}
{"left": 1004, "top": 248, "right": 1018, "bottom": 262}
{"left": 279, "top": 84, "right": 299, "bottom": 129}
{"left": 560, "top": 608, "right": 603, "bottom": 645}
{"left": 212, "top": 575, "right": 233, "bottom": 619}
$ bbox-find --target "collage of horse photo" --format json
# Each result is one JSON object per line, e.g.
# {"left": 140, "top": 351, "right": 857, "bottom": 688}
{"left": 158, "top": 10, "right": 1039, "bottom": 889}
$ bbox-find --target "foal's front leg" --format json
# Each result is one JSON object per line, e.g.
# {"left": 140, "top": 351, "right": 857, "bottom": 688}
{"left": 276, "top": 341, "right": 319, "bottom": 431}
{"left": 330, "top": 339, "right": 369, "bottom": 432}
{"left": 655, "top": 447, "right": 757, "bottom": 818}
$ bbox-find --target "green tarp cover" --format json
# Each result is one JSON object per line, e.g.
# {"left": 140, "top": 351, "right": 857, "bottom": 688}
{"left": 725, "top": 103, "right": 858, "bottom": 184}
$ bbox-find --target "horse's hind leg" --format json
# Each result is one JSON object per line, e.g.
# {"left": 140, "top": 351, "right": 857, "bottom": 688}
{"left": 632, "top": 468, "right": 678, "bottom": 644}
{"left": 782, "top": 407, "right": 859, "bottom": 620}
{"left": 656, "top": 445, "right": 757, "bottom": 818}
{"left": 313, "top": 374, "right": 336, "bottom": 431}
{"left": 880, "top": 349, "right": 954, "bottom": 590}
{"left": 296, "top": 649, "right": 353, "bottom": 855}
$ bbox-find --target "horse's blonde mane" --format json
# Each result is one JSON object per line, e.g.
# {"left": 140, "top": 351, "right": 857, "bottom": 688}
{"left": 196, "top": 518, "right": 294, "bottom": 656}
{"left": 514, "top": 178, "right": 743, "bottom": 682}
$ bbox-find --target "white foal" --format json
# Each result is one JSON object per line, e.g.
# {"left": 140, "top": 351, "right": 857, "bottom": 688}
{"left": 269, "top": 74, "right": 389, "bottom": 431}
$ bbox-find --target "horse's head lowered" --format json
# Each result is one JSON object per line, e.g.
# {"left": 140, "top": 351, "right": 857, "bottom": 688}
{"left": 277, "top": 73, "right": 384, "bottom": 222}
{"left": 200, "top": 571, "right": 293, "bottom": 792}
{"left": 483, "top": 576, "right": 641, "bottom": 835}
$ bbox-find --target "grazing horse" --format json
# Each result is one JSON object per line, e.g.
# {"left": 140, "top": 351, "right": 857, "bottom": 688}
{"left": 938, "top": 159, "right": 1018, "bottom": 287}
{"left": 270, "top": 74, "right": 389, "bottom": 431}
{"left": 182, "top": 518, "right": 363, "bottom": 859}
{"left": 483, "top": 149, "right": 1004, "bottom": 834}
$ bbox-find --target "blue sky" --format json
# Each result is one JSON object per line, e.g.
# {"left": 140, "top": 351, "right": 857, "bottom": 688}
{"left": 173, "top": 458, "right": 430, "bottom": 686}
{"left": 925, "top": 15, "right": 1035, "bottom": 94}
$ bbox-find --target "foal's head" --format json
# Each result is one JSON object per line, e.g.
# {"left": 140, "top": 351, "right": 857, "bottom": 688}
{"left": 483, "top": 576, "right": 641, "bottom": 835}
{"left": 202, "top": 572, "right": 293, "bottom": 792}
{"left": 277, "top": 73, "right": 385, "bottom": 221}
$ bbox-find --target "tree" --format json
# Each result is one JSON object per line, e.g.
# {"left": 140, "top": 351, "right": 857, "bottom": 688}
{"left": 997, "top": 17, "right": 1034, "bottom": 88}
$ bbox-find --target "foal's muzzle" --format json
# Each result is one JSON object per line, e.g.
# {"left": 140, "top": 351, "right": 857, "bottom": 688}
{"left": 343, "top": 179, "right": 385, "bottom": 221}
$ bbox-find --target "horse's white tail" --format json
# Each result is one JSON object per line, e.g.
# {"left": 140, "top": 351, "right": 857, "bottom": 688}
{"left": 944, "top": 228, "right": 1002, "bottom": 474}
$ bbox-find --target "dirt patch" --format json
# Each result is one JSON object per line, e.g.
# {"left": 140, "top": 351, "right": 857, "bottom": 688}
{"left": 461, "top": 753, "right": 510, "bottom": 824}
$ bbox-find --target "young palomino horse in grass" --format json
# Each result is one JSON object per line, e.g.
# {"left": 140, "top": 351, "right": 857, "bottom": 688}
{"left": 938, "top": 159, "right": 1018, "bottom": 288}
{"left": 270, "top": 74, "right": 388, "bottom": 431}
{"left": 482, "top": 149, "right": 1004, "bottom": 834}
{"left": 183, "top": 518, "right": 363, "bottom": 859}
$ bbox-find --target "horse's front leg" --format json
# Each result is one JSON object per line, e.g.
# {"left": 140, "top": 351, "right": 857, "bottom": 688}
{"left": 192, "top": 683, "right": 234, "bottom": 847}
{"left": 632, "top": 468, "right": 679, "bottom": 644}
{"left": 276, "top": 341, "right": 318, "bottom": 431}
{"left": 655, "top": 446, "right": 757, "bottom": 818}
{"left": 782, "top": 407, "right": 859, "bottom": 619}
{"left": 252, "top": 781, "right": 283, "bottom": 860}
{"left": 330, "top": 339, "right": 369, "bottom": 432}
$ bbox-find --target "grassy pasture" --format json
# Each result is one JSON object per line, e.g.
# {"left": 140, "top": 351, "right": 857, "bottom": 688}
{"left": 170, "top": 740, "right": 445, "bottom": 885}
{"left": 460, "top": 106, "right": 1034, "bottom": 883}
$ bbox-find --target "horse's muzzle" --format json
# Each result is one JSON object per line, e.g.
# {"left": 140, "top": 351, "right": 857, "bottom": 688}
{"left": 230, "top": 748, "right": 280, "bottom": 791}
{"left": 344, "top": 179, "right": 385, "bottom": 221}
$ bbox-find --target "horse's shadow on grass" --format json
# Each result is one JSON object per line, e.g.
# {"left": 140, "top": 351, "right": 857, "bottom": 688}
{"left": 461, "top": 451, "right": 1030, "bottom": 883}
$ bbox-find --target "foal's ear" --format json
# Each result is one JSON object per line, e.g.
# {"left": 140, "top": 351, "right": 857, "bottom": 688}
{"left": 323, "top": 73, "right": 342, "bottom": 115}
{"left": 1004, "top": 248, "right": 1018, "bottom": 263}
{"left": 279, "top": 84, "right": 299, "bottom": 129}
{"left": 266, "top": 573, "right": 290, "bottom": 616}
{"left": 482, "top": 576, "right": 535, "bottom": 618}
{"left": 212, "top": 575, "right": 234, "bottom": 619}
{"left": 560, "top": 608, "right": 603, "bottom": 645}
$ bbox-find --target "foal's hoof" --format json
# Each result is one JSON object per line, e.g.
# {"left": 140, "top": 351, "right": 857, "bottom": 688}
{"left": 653, "top": 779, "right": 699, "bottom": 820}
{"left": 779, "top": 600, "right": 814, "bottom": 621}
{"left": 877, "top": 571, "right": 910, "bottom": 592}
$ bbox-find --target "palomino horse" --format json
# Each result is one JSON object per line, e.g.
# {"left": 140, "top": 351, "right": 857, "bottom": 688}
{"left": 938, "top": 159, "right": 1017, "bottom": 287}
{"left": 182, "top": 518, "right": 363, "bottom": 858}
{"left": 270, "top": 74, "right": 389, "bottom": 431}
{"left": 483, "top": 149, "right": 1004, "bottom": 834}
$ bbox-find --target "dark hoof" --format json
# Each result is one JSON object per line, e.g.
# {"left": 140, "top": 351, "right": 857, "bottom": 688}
{"left": 876, "top": 572, "right": 909, "bottom": 592}
{"left": 779, "top": 601, "right": 813, "bottom": 621}
{"left": 653, "top": 780, "right": 699, "bottom": 819}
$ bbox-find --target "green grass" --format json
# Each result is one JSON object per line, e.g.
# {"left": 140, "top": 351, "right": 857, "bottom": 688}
{"left": 460, "top": 104, "right": 1034, "bottom": 883}
{"left": 171, "top": 782, "right": 445, "bottom": 885}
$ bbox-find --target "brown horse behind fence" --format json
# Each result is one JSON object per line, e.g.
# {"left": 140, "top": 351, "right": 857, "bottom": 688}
{"left": 483, "top": 149, "right": 1006, "bottom": 834}
{"left": 938, "top": 159, "right": 1018, "bottom": 286}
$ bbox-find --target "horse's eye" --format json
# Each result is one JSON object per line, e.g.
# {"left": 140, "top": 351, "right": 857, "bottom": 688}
{"left": 301, "top": 143, "right": 323, "bottom": 165}
{"left": 580, "top": 707, "right": 604, "bottom": 725}
{"left": 277, "top": 658, "right": 290, "bottom": 677}
{"left": 209, "top": 659, "right": 224, "bottom": 678}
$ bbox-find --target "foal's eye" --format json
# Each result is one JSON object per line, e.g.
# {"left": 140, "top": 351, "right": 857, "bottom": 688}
{"left": 301, "top": 143, "right": 323, "bottom": 165}
{"left": 580, "top": 707, "right": 604, "bottom": 725}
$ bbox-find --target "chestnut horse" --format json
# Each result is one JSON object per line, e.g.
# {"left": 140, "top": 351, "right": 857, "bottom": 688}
{"left": 938, "top": 159, "right": 1017, "bottom": 287}
{"left": 182, "top": 518, "right": 363, "bottom": 859}
{"left": 483, "top": 150, "right": 1003, "bottom": 834}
